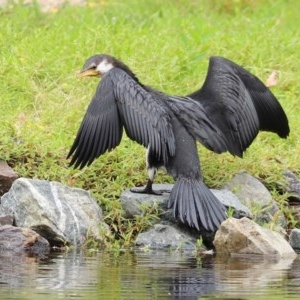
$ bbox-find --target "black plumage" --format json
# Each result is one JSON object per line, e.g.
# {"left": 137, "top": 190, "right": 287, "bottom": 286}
{"left": 188, "top": 56, "right": 289, "bottom": 157}
{"left": 68, "top": 54, "right": 289, "bottom": 232}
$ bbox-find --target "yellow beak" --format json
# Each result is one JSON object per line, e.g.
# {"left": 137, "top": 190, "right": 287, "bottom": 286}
{"left": 77, "top": 69, "right": 100, "bottom": 78}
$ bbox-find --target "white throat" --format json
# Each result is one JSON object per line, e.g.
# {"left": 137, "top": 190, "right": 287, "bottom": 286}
{"left": 97, "top": 59, "right": 114, "bottom": 74}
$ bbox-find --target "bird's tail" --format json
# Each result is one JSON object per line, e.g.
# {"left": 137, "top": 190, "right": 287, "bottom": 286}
{"left": 168, "top": 178, "right": 227, "bottom": 231}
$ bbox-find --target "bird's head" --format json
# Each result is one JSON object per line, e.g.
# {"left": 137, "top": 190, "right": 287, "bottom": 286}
{"left": 78, "top": 54, "right": 116, "bottom": 78}
{"left": 78, "top": 53, "right": 140, "bottom": 82}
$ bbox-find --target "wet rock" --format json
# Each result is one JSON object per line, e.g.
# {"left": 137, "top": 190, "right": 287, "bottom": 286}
{"left": 214, "top": 217, "right": 296, "bottom": 258}
{"left": 0, "top": 225, "right": 50, "bottom": 255}
{"left": 0, "top": 178, "right": 108, "bottom": 246}
{"left": 289, "top": 229, "right": 300, "bottom": 250}
{"left": 224, "top": 171, "right": 286, "bottom": 227}
{"left": 0, "top": 214, "right": 14, "bottom": 226}
{"left": 135, "top": 223, "right": 198, "bottom": 251}
{"left": 0, "top": 160, "right": 18, "bottom": 196}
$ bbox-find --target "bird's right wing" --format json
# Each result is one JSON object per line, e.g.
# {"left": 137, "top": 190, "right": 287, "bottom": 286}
{"left": 68, "top": 76, "right": 123, "bottom": 169}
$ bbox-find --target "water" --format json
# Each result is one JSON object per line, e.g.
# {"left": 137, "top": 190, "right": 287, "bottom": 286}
{"left": 0, "top": 250, "right": 299, "bottom": 299}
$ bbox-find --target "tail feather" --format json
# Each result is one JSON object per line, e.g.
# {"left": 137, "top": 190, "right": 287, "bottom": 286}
{"left": 196, "top": 185, "right": 215, "bottom": 230}
{"left": 185, "top": 183, "right": 193, "bottom": 226}
{"left": 205, "top": 192, "right": 223, "bottom": 227}
{"left": 168, "top": 178, "right": 227, "bottom": 231}
{"left": 172, "top": 181, "right": 181, "bottom": 220}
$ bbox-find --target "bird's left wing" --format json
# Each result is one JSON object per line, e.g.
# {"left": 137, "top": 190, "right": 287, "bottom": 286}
{"left": 68, "top": 75, "right": 123, "bottom": 169}
{"left": 225, "top": 58, "right": 290, "bottom": 138}
{"left": 188, "top": 56, "right": 289, "bottom": 157}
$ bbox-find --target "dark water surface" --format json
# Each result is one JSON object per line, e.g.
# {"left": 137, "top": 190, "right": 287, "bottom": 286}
{"left": 0, "top": 249, "right": 299, "bottom": 299}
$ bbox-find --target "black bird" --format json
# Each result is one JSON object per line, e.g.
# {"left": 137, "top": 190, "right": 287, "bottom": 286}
{"left": 67, "top": 54, "right": 289, "bottom": 232}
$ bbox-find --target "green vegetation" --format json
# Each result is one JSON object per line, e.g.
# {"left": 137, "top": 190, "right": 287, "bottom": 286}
{"left": 1, "top": 0, "right": 299, "bottom": 248}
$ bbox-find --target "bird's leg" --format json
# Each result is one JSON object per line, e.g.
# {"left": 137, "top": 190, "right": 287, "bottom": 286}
{"left": 131, "top": 147, "right": 171, "bottom": 194}
{"left": 130, "top": 167, "right": 163, "bottom": 195}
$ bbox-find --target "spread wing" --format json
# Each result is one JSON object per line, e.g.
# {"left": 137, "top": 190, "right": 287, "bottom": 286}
{"left": 68, "top": 68, "right": 175, "bottom": 169}
{"left": 68, "top": 76, "right": 123, "bottom": 169}
{"left": 188, "top": 56, "right": 289, "bottom": 157}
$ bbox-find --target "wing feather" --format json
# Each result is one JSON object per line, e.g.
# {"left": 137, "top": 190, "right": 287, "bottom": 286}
{"left": 230, "top": 59, "right": 289, "bottom": 138}
{"left": 188, "top": 56, "right": 289, "bottom": 157}
{"left": 165, "top": 95, "right": 228, "bottom": 154}
{"left": 112, "top": 69, "right": 175, "bottom": 162}
{"left": 68, "top": 75, "right": 123, "bottom": 169}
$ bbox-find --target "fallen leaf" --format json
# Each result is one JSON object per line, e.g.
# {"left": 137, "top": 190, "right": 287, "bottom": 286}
{"left": 265, "top": 70, "right": 279, "bottom": 87}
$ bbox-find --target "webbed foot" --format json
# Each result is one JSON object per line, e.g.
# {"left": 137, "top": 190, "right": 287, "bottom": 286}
{"left": 130, "top": 180, "right": 163, "bottom": 195}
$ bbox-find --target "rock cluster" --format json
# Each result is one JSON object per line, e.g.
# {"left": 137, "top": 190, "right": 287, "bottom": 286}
{"left": 121, "top": 170, "right": 300, "bottom": 257}
{"left": 1, "top": 160, "right": 300, "bottom": 258}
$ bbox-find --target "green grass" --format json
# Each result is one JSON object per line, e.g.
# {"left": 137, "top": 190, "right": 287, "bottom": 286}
{"left": 1, "top": 0, "right": 300, "bottom": 247}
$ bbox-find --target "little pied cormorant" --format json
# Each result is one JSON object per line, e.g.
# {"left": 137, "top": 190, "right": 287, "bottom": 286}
{"left": 67, "top": 54, "right": 289, "bottom": 232}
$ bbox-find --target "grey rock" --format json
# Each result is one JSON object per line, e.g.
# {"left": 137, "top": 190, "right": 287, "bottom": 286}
{"left": 289, "top": 204, "right": 300, "bottom": 227}
{"left": 289, "top": 229, "right": 300, "bottom": 250}
{"left": 121, "top": 184, "right": 174, "bottom": 221}
{"left": 214, "top": 217, "right": 296, "bottom": 258}
{"left": 224, "top": 171, "right": 286, "bottom": 227}
{"left": 135, "top": 223, "right": 198, "bottom": 251}
{"left": 0, "top": 225, "right": 50, "bottom": 256}
{"left": 0, "top": 160, "right": 18, "bottom": 196}
{"left": 0, "top": 214, "right": 14, "bottom": 226}
{"left": 121, "top": 184, "right": 252, "bottom": 223}
{"left": 211, "top": 189, "right": 252, "bottom": 219}
{"left": 224, "top": 171, "right": 272, "bottom": 206}
{"left": 0, "top": 178, "right": 108, "bottom": 246}
{"left": 284, "top": 170, "right": 300, "bottom": 201}
{"left": 283, "top": 171, "right": 300, "bottom": 224}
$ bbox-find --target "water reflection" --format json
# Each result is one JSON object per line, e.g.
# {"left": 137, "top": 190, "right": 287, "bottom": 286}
{"left": 0, "top": 249, "right": 299, "bottom": 299}
{"left": 0, "top": 251, "right": 97, "bottom": 291}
